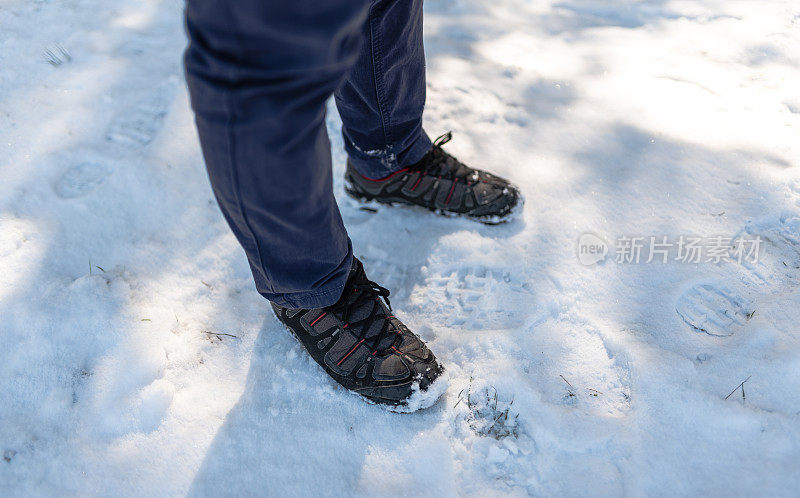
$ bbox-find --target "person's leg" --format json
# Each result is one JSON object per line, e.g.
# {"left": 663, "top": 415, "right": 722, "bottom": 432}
{"left": 336, "top": 0, "right": 522, "bottom": 224}
{"left": 334, "top": 0, "right": 431, "bottom": 180}
{"left": 184, "top": 0, "right": 369, "bottom": 308}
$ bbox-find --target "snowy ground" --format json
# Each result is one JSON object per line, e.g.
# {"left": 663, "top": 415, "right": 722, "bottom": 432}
{"left": 2, "top": 0, "right": 800, "bottom": 495}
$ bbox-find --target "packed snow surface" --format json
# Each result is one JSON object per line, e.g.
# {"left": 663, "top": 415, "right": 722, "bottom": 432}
{"left": 2, "top": 0, "right": 799, "bottom": 495}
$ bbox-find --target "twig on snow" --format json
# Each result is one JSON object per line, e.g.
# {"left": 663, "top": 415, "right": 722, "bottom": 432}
{"left": 203, "top": 330, "right": 239, "bottom": 339}
{"left": 725, "top": 375, "right": 752, "bottom": 400}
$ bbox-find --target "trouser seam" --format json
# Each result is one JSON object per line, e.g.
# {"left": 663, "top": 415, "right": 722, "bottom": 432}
{"left": 368, "top": 3, "right": 395, "bottom": 168}
{"left": 222, "top": 9, "right": 273, "bottom": 295}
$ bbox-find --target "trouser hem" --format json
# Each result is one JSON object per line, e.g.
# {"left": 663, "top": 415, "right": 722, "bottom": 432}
{"left": 262, "top": 275, "right": 348, "bottom": 310}
{"left": 345, "top": 128, "right": 432, "bottom": 179}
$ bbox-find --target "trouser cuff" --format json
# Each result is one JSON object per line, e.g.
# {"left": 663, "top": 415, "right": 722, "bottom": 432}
{"left": 344, "top": 128, "right": 432, "bottom": 179}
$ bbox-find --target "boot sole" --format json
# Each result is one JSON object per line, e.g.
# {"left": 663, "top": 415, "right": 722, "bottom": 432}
{"left": 344, "top": 178, "right": 524, "bottom": 226}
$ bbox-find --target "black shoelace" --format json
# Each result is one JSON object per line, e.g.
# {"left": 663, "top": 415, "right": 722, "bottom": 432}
{"left": 412, "top": 132, "right": 479, "bottom": 185}
{"left": 328, "top": 270, "right": 398, "bottom": 355}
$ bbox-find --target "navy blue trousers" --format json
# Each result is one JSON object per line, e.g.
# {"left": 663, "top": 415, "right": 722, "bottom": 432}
{"left": 184, "top": 0, "right": 431, "bottom": 308}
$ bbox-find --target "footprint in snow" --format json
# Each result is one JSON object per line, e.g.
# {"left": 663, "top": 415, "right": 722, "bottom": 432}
{"left": 736, "top": 214, "right": 800, "bottom": 289}
{"left": 676, "top": 214, "right": 800, "bottom": 337}
{"left": 675, "top": 284, "right": 754, "bottom": 337}
{"left": 52, "top": 78, "right": 177, "bottom": 200}
{"left": 54, "top": 161, "right": 111, "bottom": 199}
{"left": 105, "top": 78, "right": 177, "bottom": 150}
{"left": 414, "top": 266, "right": 535, "bottom": 330}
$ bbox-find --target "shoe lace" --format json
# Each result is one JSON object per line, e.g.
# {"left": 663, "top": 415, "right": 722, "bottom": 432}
{"left": 328, "top": 271, "right": 398, "bottom": 355}
{"left": 412, "top": 132, "right": 479, "bottom": 184}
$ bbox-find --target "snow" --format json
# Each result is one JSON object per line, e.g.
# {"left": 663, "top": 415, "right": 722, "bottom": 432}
{"left": 2, "top": 0, "right": 799, "bottom": 495}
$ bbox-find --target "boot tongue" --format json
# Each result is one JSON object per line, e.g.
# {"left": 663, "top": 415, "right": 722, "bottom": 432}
{"left": 343, "top": 258, "right": 367, "bottom": 308}
{"left": 346, "top": 290, "right": 394, "bottom": 344}
{"left": 342, "top": 259, "right": 398, "bottom": 351}
{"left": 346, "top": 257, "right": 365, "bottom": 288}
{"left": 364, "top": 299, "right": 399, "bottom": 351}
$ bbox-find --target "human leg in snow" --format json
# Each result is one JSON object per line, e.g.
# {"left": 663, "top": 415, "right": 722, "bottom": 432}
{"left": 183, "top": 0, "right": 368, "bottom": 308}
{"left": 336, "top": 0, "right": 523, "bottom": 222}
{"left": 184, "top": 0, "right": 447, "bottom": 410}
{"left": 334, "top": 0, "right": 433, "bottom": 180}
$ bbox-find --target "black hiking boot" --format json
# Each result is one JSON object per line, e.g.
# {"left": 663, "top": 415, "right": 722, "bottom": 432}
{"left": 344, "top": 132, "right": 522, "bottom": 224}
{"left": 271, "top": 258, "right": 446, "bottom": 411}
